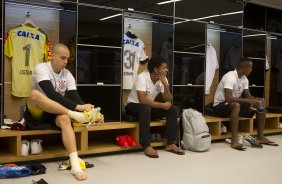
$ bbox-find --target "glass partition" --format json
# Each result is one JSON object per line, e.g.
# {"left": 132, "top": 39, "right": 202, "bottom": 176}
{"left": 243, "top": 29, "right": 266, "bottom": 58}
{"left": 243, "top": 3, "right": 266, "bottom": 31}
{"left": 216, "top": 26, "right": 242, "bottom": 78}
{"left": 77, "top": 86, "right": 121, "bottom": 122}
{"left": 174, "top": 19, "right": 205, "bottom": 53}
{"left": 243, "top": 29, "right": 266, "bottom": 88}
{"left": 266, "top": 7, "right": 282, "bottom": 34}
{"left": 77, "top": 5, "right": 122, "bottom": 85}
{"left": 79, "top": 0, "right": 174, "bottom": 17}
{"left": 269, "top": 34, "right": 282, "bottom": 106}
{"left": 78, "top": 5, "right": 122, "bottom": 47}
{"left": 175, "top": 0, "right": 243, "bottom": 27}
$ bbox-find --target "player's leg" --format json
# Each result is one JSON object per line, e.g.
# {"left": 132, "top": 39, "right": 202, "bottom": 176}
{"left": 27, "top": 90, "right": 90, "bottom": 123}
{"left": 55, "top": 115, "right": 88, "bottom": 181}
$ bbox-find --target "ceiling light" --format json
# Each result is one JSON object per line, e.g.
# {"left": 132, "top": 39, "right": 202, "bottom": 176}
{"left": 191, "top": 11, "right": 243, "bottom": 22}
{"left": 207, "top": 27, "right": 226, "bottom": 32}
{"left": 221, "top": 11, "right": 243, "bottom": 16}
{"left": 174, "top": 19, "right": 191, "bottom": 25}
{"left": 157, "top": 0, "right": 181, "bottom": 5}
{"left": 267, "top": 36, "right": 277, "bottom": 40}
{"left": 100, "top": 13, "right": 122, "bottom": 21}
{"left": 193, "top": 15, "right": 220, "bottom": 21}
{"left": 243, "top": 34, "right": 266, "bottom": 38}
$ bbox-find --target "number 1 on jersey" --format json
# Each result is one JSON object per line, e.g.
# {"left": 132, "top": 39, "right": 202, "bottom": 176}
{"left": 23, "top": 44, "right": 31, "bottom": 66}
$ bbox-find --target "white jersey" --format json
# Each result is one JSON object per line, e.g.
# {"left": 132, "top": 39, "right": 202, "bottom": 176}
{"left": 205, "top": 44, "right": 219, "bottom": 94}
{"left": 32, "top": 62, "right": 76, "bottom": 96}
{"left": 127, "top": 70, "right": 165, "bottom": 104}
{"left": 213, "top": 70, "right": 249, "bottom": 106}
{"left": 123, "top": 34, "right": 148, "bottom": 89}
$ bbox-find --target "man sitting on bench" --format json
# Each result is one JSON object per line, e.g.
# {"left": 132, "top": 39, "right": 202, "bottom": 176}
{"left": 211, "top": 57, "right": 278, "bottom": 150}
{"left": 125, "top": 56, "right": 184, "bottom": 158}
{"left": 24, "top": 43, "right": 103, "bottom": 180}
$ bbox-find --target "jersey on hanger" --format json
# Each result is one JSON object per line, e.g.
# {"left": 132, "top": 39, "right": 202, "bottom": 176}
{"left": 5, "top": 24, "right": 51, "bottom": 97}
{"left": 123, "top": 34, "right": 148, "bottom": 90}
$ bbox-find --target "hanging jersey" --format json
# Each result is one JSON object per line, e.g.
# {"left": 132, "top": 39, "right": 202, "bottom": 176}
{"left": 4, "top": 24, "right": 51, "bottom": 97}
{"left": 123, "top": 34, "right": 148, "bottom": 90}
{"left": 205, "top": 44, "right": 219, "bottom": 94}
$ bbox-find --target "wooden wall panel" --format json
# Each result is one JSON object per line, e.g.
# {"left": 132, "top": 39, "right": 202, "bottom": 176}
{"left": 4, "top": 3, "right": 59, "bottom": 120}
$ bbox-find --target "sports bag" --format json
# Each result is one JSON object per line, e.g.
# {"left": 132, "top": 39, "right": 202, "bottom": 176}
{"left": 181, "top": 108, "right": 211, "bottom": 152}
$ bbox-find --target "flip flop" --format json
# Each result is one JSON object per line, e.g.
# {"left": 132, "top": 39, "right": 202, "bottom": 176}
{"left": 258, "top": 141, "right": 279, "bottom": 146}
{"left": 257, "top": 138, "right": 279, "bottom": 146}
{"left": 231, "top": 145, "right": 247, "bottom": 151}
{"left": 145, "top": 153, "right": 159, "bottom": 158}
{"left": 166, "top": 149, "right": 185, "bottom": 155}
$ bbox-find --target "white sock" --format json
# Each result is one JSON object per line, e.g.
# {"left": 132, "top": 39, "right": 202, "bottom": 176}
{"left": 69, "top": 152, "right": 82, "bottom": 174}
{"left": 68, "top": 110, "right": 87, "bottom": 123}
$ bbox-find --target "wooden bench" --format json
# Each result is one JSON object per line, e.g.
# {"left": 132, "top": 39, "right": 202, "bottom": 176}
{"left": 205, "top": 113, "right": 282, "bottom": 140}
{"left": 0, "top": 120, "right": 167, "bottom": 163}
{"left": 0, "top": 114, "right": 281, "bottom": 163}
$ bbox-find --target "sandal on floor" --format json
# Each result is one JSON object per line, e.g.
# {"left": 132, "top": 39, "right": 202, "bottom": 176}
{"left": 257, "top": 139, "right": 279, "bottom": 146}
{"left": 231, "top": 144, "right": 247, "bottom": 151}
{"left": 144, "top": 147, "right": 159, "bottom": 158}
{"left": 166, "top": 149, "right": 185, "bottom": 155}
{"left": 145, "top": 153, "right": 159, "bottom": 158}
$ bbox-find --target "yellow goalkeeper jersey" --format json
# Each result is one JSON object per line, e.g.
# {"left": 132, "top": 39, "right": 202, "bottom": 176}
{"left": 5, "top": 24, "right": 51, "bottom": 97}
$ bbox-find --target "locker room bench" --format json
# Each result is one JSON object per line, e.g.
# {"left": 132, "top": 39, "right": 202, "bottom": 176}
{"left": 1, "top": 114, "right": 281, "bottom": 163}
{"left": 0, "top": 120, "right": 167, "bottom": 163}
{"left": 205, "top": 113, "right": 282, "bottom": 140}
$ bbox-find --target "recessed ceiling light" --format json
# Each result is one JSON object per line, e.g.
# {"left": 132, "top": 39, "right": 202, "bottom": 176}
{"left": 243, "top": 34, "right": 266, "bottom": 37}
{"left": 193, "top": 15, "right": 220, "bottom": 21}
{"left": 157, "top": 0, "right": 181, "bottom": 5}
{"left": 100, "top": 13, "right": 122, "bottom": 21}
{"left": 221, "top": 11, "right": 243, "bottom": 16}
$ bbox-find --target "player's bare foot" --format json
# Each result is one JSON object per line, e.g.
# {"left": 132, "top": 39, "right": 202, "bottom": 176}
{"left": 72, "top": 171, "right": 88, "bottom": 181}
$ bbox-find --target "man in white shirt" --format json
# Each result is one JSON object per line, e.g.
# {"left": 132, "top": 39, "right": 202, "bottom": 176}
{"left": 125, "top": 56, "right": 184, "bottom": 158}
{"left": 212, "top": 57, "right": 278, "bottom": 150}
{"left": 24, "top": 44, "right": 103, "bottom": 181}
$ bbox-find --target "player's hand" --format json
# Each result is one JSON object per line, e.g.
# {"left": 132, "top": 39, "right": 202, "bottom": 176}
{"left": 256, "top": 98, "right": 265, "bottom": 104}
{"left": 75, "top": 104, "right": 94, "bottom": 112}
{"left": 156, "top": 71, "right": 161, "bottom": 80}
{"left": 162, "top": 101, "right": 171, "bottom": 110}
{"left": 159, "top": 75, "right": 168, "bottom": 86}
{"left": 156, "top": 71, "right": 168, "bottom": 85}
{"left": 247, "top": 99, "right": 260, "bottom": 106}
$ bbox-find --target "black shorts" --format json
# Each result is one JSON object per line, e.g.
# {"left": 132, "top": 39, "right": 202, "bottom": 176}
{"left": 212, "top": 101, "right": 256, "bottom": 118}
{"left": 23, "top": 107, "right": 58, "bottom": 130}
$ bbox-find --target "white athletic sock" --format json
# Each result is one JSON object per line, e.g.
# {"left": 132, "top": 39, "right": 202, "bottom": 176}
{"left": 68, "top": 110, "right": 87, "bottom": 123}
{"left": 69, "top": 152, "right": 82, "bottom": 174}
